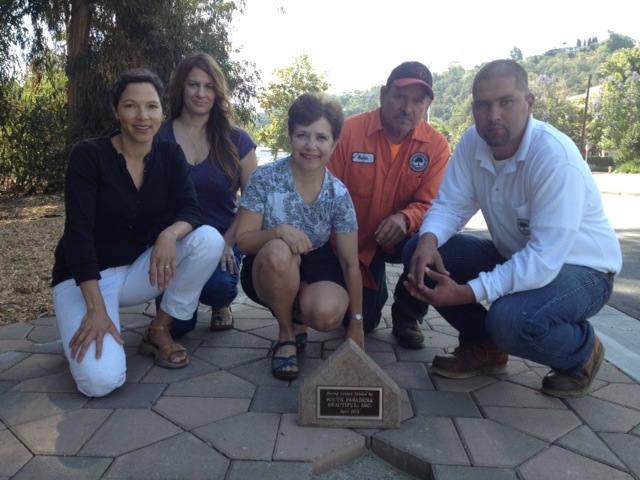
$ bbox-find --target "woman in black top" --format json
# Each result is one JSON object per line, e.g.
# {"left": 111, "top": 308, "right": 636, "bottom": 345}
{"left": 52, "top": 68, "right": 224, "bottom": 397}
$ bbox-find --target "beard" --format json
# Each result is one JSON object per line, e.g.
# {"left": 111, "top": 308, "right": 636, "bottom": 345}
{"left": 480, "top": 125, "right": 510, "bottom": 148}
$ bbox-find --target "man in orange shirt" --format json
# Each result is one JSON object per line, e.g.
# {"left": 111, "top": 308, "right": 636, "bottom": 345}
{"left": 329, "top": 61, "right": 450, "bottom": 349}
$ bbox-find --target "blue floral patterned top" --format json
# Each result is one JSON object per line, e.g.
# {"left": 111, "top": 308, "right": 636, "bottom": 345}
{"left": 240, "top": 157, "right": 358, "bottom": 249}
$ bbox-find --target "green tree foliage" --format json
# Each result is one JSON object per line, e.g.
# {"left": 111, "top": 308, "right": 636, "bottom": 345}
{"left": 425, "top": 32, "right": 638, "bottom": 153}
{"left": 524, "top": 46, "right": 605, "bottom": 94}
{"left": 604, "top": 31, "right": 637, "bottom": 52}
{"left": 337, "top": 86, "right": 380, "bottom": 117}
{"left": 510, "top": 47, "right": 523, "bottom": 61}
{"left": 591, "top": 47, "right": 640, "bottom": 165}
{"left": 430, "top": 64, "right": 477, "bottom": 125}
{"left": 256, "top": 54, "right": 329, "bottom": 156}
{"left": 530, "top": 73, "right": 584, "bottom": 146}
{"left": 0, "top": 1, "right": 55, "bottom": 126}
{"left": 429, "top": 64, "right": 477, "bottom": 148}
{"left": 1, "top": 0, "right": 259, "bottom": 195}
{"left": 58, "top": 0, "right": 258, "bottom": 143}
{"left": 446, "top": 95, "right": 475, "bottom": 147}
{"left": 0, "top": 52, "right": 67, "bottom": 195}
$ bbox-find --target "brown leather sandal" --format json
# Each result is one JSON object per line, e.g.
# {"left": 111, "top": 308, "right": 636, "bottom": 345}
{"left": 138, "top": 323, "right": 189, "bottom": 369}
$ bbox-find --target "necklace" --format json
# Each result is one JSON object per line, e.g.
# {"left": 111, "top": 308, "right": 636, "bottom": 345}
{"left": 184, "top": 128, "right": 198, "bottom": 151}
{"left": 177, "top": 119, "right": 208, "bottom": 164}
{"left": 177, "top": 118, "right": 202, "bottom": 150}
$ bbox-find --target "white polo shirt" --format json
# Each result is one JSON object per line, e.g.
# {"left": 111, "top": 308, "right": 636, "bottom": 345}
{"left": 420, "top": 115, "right": 623, "bottom": 303}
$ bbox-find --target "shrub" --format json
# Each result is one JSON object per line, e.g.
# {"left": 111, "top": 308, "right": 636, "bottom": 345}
{"left": 587, "top": 156, "right": 615, "bottom": 167}
{"left": 614, "top": 161, "right": 640, "bottom": 173}
{"left": 0, "top": 54, "right": 67, "bottom": 196}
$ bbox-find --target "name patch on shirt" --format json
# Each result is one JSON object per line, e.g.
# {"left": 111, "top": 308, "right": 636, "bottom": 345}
{"left": 409, "top": 153, "right": 429, "bottom": 172}
{"left": 517, "top": 218, "right": 530, "bottom": 236}
{"left": 352, "top": 152, "right": 375, "bottom": 164}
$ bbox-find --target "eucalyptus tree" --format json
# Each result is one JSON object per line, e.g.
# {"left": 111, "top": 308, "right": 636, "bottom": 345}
{"left": 1, "top": 0, "right": 259, "bottom": 144}
{"left": 1, "top": 0, "right": 261, "bottom": 194}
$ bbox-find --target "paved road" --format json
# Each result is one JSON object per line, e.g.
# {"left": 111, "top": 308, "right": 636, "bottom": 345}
{"left": 597, "top": 193, "right": 640, "bottom": 320}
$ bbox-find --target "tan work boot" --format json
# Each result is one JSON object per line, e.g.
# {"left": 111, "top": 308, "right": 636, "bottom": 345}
{"left": 391, "top": 304, "right": 424, "bottom": 349}
{"left": 430, "top": 344, "right": 508, "bottom": 378}
{"left": 541, "top": 335, "right": 605, "bottom": 398}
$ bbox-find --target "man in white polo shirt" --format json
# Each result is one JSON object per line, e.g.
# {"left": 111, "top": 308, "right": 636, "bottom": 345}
{"left": 404, "top": 59, "right": 622, "bottom": 398}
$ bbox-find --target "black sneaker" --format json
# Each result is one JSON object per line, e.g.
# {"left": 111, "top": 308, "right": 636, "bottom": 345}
{"left": 391, "top": 304, "right": 424, "bottom": 349}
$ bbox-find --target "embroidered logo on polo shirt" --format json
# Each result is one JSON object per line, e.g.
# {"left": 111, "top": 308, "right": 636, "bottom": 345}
{"left": 409, "top": 153, "right": 429, "bottom": 172}
{"left": 517, "top": 218, "right": 530, "bottom": 236}
{"left": 352, "top": 152, "right": 374, "bottom": 164}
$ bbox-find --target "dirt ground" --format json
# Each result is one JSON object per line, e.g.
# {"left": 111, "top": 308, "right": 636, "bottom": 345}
{"left": 0, "top": 194, "right": 65, "bottom": 325}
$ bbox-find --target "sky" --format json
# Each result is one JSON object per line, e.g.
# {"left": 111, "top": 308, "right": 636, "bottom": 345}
{"left": 229, "top": 0, "right": 639, "bottom": 95}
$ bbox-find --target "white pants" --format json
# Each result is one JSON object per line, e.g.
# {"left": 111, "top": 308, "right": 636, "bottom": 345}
{"left": 53, "top": 226, "right": 223, "bottom": 397}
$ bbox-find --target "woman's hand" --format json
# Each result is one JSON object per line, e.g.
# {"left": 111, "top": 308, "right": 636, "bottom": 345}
{"left": 345, "top": 319, "right": 365, "bottom": 350}
{"left": 72, "top": 280, "right": 124, "bottom": 363}
{"left": 149, "top": 223, "right": 192, "bottom": 290}
{"left": 220, "top": 244, "right": 238, "bottom": 274}
{"left": 69, "top": 309, "right": 124, "bottom": 363}
{"left": 150, "top": 232, "right": 177, "bottom": 290}
{"left": 275, "top": 225, "right": 313, "bottom": 255}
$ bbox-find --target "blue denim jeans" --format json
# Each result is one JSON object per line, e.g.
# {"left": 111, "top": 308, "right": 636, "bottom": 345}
{"left": 157, "top": 244, "right": 242, "bottom": 339}
{"left": 406, "top": 233, "right": 614, "bottom": 373}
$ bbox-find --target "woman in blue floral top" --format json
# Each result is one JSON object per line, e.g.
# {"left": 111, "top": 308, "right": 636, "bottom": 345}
{"left": 236, "top": 93, "right": 363, "bottom": 380}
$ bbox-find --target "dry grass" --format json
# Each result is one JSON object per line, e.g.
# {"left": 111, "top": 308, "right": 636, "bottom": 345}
{"left": 0, "top": 194, "right": 65, "bottom": 325}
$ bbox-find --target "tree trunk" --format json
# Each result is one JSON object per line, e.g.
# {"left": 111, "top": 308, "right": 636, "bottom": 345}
{"left": 66, "top": 0, "right": 90, "bottom": 146}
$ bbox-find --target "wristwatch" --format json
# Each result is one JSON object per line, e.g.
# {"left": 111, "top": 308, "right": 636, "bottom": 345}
{"left": 351, "top": 314, "right": 364, "bottom": 322}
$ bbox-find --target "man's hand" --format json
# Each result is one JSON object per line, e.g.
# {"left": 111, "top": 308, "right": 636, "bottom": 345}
{"left": 374, "top": 213, "right": 409, "bottom": 249}
{"left": 404, "top": 232, "right": 474, "bottom": 307}
{"left": 408, "top": 233, "right": 448, "bottom": 290}
{"left": 405, "top": 268, "right": 475, "bottom": 307}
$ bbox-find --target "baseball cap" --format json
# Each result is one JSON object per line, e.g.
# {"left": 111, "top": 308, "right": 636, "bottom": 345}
{"left": 386, "top": 61, "right": 434, "bottom": 99}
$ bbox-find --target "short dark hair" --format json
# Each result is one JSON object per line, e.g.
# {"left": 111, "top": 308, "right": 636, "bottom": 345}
{"left": 287, "top": 93, "right": 345, "bottom": 142}
{"left": 472, "top": 59, "right": 530, "bottom": 96}
{"left": 112, "top": 68, "right": 164, "bottom": 108}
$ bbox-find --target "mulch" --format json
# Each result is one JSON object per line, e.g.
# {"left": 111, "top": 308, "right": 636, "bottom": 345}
{"left": 0, "top": 194, "right": 65, "bottom": 325}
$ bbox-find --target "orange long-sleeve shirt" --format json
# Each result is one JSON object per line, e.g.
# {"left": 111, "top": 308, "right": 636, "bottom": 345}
{"left": 328, "top": 108, "right": 451, "bottom": 289}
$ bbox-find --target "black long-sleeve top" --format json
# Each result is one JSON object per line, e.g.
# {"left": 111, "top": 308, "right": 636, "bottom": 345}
{"left": 51, "top": 135, "right": 202, "bottom": 287}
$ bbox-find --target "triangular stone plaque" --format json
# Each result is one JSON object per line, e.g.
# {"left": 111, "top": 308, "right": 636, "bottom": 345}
{"left": 298, "top": 339, "right": 401, "bottom": 429}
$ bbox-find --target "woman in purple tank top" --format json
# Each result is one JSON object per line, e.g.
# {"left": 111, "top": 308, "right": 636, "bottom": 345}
{"left": 155, "top": 52, "right": 257, "bottom": 338}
